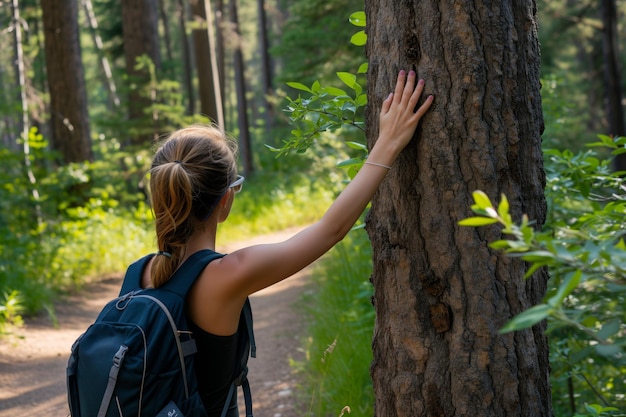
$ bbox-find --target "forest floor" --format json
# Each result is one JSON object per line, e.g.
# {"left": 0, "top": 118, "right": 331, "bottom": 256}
{"left": 0, "top": 227, "right": 313, "bottom": 417}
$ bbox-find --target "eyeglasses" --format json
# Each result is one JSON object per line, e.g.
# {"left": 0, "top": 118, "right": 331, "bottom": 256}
{"left": 229, "top": 175, "right": 245, "bottom": 193}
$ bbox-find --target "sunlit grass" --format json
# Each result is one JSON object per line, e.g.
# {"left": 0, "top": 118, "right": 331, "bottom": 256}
{"left": 295, "top": 229, "right": 375, "bottom": 417}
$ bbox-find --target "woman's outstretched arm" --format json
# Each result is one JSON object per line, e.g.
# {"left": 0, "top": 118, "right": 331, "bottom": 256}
{"left": 213, "top": 70, "right": 433, "bottom": 300}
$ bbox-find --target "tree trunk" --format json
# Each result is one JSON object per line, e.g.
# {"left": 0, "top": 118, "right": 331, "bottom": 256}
{"left": 600, "top": 0, "right": 626, "bottom": 171}
{"left": 12, "top": 0, "right": 42, "bottom": 225}
{"left": 158, "top": 0, "right": 174, "bottom": 65}
{"left": 364, "top": 1, "right": 552, "bottom": 416}
{"left": 229, "top": 0, "right": 253, "bottom": 175}
{"left": 215, "top": 0, "right": 227, "bottom": 124}
{"left": 177, "top": 0, "right": 195, "bottom": 115}
{"left": 41, "top": 0, "right": 92, "bottom": 163}
{"left": 257, "top": 0, "right": 273, "bottom": 131}
{"left": 121, "top": 0, "right": 160, "bottom": 145}
{"left": 191, "top": 0, "right": 220, "bottom": 123}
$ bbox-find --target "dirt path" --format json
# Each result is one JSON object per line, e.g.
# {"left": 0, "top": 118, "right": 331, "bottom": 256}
{"left": 0, "top": 228, "right": 312, "bottom": 417}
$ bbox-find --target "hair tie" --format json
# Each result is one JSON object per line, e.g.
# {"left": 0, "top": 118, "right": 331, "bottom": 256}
{"left": 157, "top": 251, "right": 172, "bottom": 258}
{"left": 173, "top": 160, "right": 183, "bottom": 165}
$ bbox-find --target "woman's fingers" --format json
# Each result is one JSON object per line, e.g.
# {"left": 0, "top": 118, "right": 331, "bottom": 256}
{"left": 380, "top": 70, "right": 433, "bottom": 135}
{"left": 380, "top": 92, "right": 394, "bottom": 115}
{"left": 393, "top": 70, "right": 407, "bottom": 102}
{"left": 415, "top": 94, "right": 434, "bottom": 120}
{"left": 400, "top": 71, "right": 417, "bottom": 106}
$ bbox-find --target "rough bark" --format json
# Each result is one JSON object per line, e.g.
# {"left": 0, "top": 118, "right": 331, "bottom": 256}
{"left": 41, "top": 0, "right": 92, "bottom": 163}
{"left": 364, "top": 1, "right": 552, "bottom": 416}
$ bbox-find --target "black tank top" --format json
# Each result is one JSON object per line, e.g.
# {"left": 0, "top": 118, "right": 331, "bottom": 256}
{"left": 190, "top": 308, "right": 249, "bottom": 417}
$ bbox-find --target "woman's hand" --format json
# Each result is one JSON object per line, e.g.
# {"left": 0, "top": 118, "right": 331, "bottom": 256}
{"left": 375, "top": 70, "right": 433, "bottom": 158}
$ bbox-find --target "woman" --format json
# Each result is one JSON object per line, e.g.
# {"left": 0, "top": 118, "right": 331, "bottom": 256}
{"left": 143, "top": 70, "right": 433, "bottom": 416}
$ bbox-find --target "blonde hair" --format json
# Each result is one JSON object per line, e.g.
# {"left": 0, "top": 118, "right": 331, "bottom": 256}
{"left": 149, "top": 125, "right": 238, "bottom": 287}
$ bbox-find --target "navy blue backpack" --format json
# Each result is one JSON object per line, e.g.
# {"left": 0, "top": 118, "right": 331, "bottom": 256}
{"left": 67, "top": 250, "right": 255, "bottom": 417}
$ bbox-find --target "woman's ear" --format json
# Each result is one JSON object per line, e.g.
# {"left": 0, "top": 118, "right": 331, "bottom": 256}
{"left": 217, "top": 190, "right": 234, "bottom": 223}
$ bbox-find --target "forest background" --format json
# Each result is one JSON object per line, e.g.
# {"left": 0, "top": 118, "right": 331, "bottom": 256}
{"left": 1, "top": 1, "right": 625, "bottom": 416}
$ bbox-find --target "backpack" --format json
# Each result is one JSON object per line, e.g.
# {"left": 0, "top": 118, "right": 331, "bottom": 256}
{"left": 66, "top": 249, "right": 256, "bottom": 417}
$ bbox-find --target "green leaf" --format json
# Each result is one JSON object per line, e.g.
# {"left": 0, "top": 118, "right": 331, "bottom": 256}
{"left": 323, "top": 86, "right": 349, "bottom": 97}
{"left": 337, "top": 72, "right": 357, "bottom": 89}
{"left": 499, "top": 304, "right": 552, "bottom": 333}
{"left": 337, "top": 158, "right": 363, "bottom": 168}
{"left": 357, "top": 63, "right": 368, "bottom": 74}
{"left": 346, "top": 141, "right": 367, "bottom": 151}
{"left": 584, "top": 404, "right": 600, "bottom": 417}
{"left": 458, "top": 217, "right": 499, "bottom": 226}
{"left": 594, "top": 344, "right": 622, "bottom": 358}
{"left": 585, "top": 403, "right": 619, "bottom": 416}
{"left": 520, "top": 251, "right": 556, "bottom": 263}
{"left": 497, "top": 193, "right": 509, "bottom": 219}
{"left": 350, "top": 30, "right": 367, "bottom": 46}
{"left": 597, "top": 319, "right": 621, "bottom": 340}
{"left": 355, "top": 93, "right": 368, "bottom": 107}
{"left": 286, "top": 82, "right": 313, "bottom": 93}
{"left": 598, "top": 134, "right": 618, "bottom": 148}
{"left": 523, "top": 262, "right": 544, "bottom": 279}
{"left": 472, "top": 190, "right": 494, "bottom": 211}
{"left": 488, "top": 240, "right": 511, "bottom": 250}
{"left": 349, "top": 11, "right": 366, "bottom": 27}
{"left": 547, "top": 270, "right": 581, "bottom": 308}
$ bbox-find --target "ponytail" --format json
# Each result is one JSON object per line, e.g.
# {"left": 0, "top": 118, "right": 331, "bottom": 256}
{"left": 150, "top": 161, "right": 194, "bottom": 287}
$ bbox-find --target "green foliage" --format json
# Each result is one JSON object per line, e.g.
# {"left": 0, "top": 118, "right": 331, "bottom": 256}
{"left": 0, "top": 291, "right": 24, "bottom": 336}
{"left": 460, "top": 139, "right": 626, "bottom": 415}
{"left": 0, "top": 128, "right": 155, "bottom": 329}
{"left": 296, "top": 230, "right": 375, "bottom": 417}
{"left": 272, "top": 9, "right": 369, "bottom": 181}
{"left": 272, "top": 68, "right": 367, "bottom": 157}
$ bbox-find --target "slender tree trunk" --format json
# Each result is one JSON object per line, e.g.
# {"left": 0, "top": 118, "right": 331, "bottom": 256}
{"left": 600, "top": 0, "right": 626, "bottom": 171}
{"left": 257, "top": 0, "right": 273, "bottom": 131}
{"left": 215, "top": 0, "right": 226, "bottom": 100}
{"left": 82, "top": 0, "right": 120, "bottom": 109}
{"left": 365, "top": 1, "right": 552, "bottom": 416}
{"left": 177, "top": 0, "right": 195, "bottom": 115}
{"left": 12, "top": 0, "right": 41, "bottom": 224}
{"left": 41, "top": 0, "right": 92, "bottom": 163}
{"left": 229, "top": 0, "right": 253, "bottom": 174}
{"left": 7, "top": 1, "right": 21, "bottom": 149}
{"left": 158, "top": 0, "right": 174, "bottom": 64}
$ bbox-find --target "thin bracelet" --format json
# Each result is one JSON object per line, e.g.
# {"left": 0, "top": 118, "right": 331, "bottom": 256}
{"left": 364, "top": 161, "right": 392, "bottom": 170}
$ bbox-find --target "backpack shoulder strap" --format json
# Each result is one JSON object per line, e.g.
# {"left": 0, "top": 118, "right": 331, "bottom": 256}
{"left": 119, "top": 250, "right": 224, "bottom": 297}
{"left": 119, "top": 254, "right": 154, "bottom": 296}
{"left": 161, "top": 249, "right": 225, "bottom": 297}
